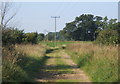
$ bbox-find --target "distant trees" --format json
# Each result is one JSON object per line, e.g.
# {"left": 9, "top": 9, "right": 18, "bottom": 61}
{"left": 2, "top": 13, "right": 119, "bottom": 45}
{"left": 45, "top": 32, "right": 55, "bottom": 41}
{"left": 60, "top": 14, "right": 103, "bottom": 41}
{"left": 44, "top": 32, "right": 65, "bottom": 41}
{"left": 2, "top": 26, "right": 45, "bottom": 45}
{"left": 37, "top": 33, "right": 45, "bottom": 42}
{"left": 60, "top": 14, "right": 119, "bottom": 45}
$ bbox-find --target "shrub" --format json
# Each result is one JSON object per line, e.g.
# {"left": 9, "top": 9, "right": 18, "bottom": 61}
{"left": 37, "top": 33, "right": 45, "bottom": 43}
{"left": 96, "top": 29, "right": 119, "bottom": 45}
{"left": 2, "top": 28, "right": 24, "bottom": 45}
{"left": 23, "top": 32, "right": 38, "bottom": 44}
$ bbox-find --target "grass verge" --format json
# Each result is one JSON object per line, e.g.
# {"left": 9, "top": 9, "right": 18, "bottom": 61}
{"left": 66, "top": 42, "right": 118, "bottom": 82}
{"left": 2, "top": 44, "right": 47, "bottom": 82}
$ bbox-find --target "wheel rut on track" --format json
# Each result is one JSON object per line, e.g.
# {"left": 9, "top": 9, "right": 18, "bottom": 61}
{"left": 34, "top": 48, "right": 91, "bottom": 82}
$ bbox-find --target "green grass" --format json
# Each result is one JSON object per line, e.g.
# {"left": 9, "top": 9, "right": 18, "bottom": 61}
{"left": 67, "top": 52, "right": 93, "bottom": 68}
{"left": 41, "top": 48, "right": 80, "bottom": 82}
{"left": 2, "top": 60, "right": 30, "bottom": 82}
{"left": 39, "top": 41, "right": 75, "bottom": 47}
{"left": 55, "top": 55, "right": 73, "bottom": 74}
{"left": 66, "top": 43, "right": 118, "bottom": 82}
{"left": 17, "top": 54, "right": 47, "bottom": 80}
{"left": 44, "top": 49, "right": 74, "bottom": 75}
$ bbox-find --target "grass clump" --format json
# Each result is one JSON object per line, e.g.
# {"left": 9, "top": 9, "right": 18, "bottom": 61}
{"left": 66, "top": 42, "right": 118, "bottom": 82}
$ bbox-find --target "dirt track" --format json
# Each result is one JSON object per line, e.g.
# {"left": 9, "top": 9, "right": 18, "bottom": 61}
{"left": 34, "top": 48, "right": 91, "bottom": 82}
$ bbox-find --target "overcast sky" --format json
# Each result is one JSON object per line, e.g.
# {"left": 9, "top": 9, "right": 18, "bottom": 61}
{"left": 10, "top": 2, "right": 118, "bottom": 33}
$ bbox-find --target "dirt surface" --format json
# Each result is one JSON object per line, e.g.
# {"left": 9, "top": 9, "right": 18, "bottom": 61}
{"left": 34, "top": 48, "right": 91, "bottom": 82}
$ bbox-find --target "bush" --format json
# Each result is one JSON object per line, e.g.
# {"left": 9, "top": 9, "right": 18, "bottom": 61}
{"left": 2, "top": 26, "right": 39, "bottom": 45}
{"left": 37, "top": 33, "right": 44, "bottom": 43}
{"left": 2, "top": 28, "right": 24, "bottom": 45}
{"left": 23, "top": 32, "right": 38, "bottom": 44}
{"left": 96, "top": 29, "right": 119, "bottom": 45}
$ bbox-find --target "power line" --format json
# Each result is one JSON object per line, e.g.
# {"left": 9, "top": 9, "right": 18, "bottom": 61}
{"left": 51, "top": 16, "right": 60, "bottom": 47}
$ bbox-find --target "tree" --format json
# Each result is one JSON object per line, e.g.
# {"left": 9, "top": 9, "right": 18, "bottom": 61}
{"left": 108, "top": 19, "right": 117, "bottom": 29}
{"left": 102, "top": 16, "right": 108, "bottom": 29}
{"left": 0, "top": 2, "right": 16, "bottom": 28}
{"left": 45, "top": 32, "right": 55, "bottom": 41}
{"left": 95, "top": 20, "right": 119, "bottom": 45}
{"left": 61, "top": 14, "right": 100, "bottom": 41}
{"left": 37, "top": 33, "right": 45, "bottom": 42}
{"left": 23, "top": 32, "right": 38, "bottom": 44}
{"left": 60, "top": 22, "right": 77, "bottom": 40}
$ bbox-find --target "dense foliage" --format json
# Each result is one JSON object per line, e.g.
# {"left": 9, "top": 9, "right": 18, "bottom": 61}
{"left": 2, "top": 27, "right": 45, "bottom": 45}
{"left": 23, "top": 32, "right": 38, "bottom": 44}
{"left": 96, "top": 29, "right": 119, "bottom": 45}
{"left": 37, "top": 33, "right": 45, "bottom": 42}
{"left": 61, "top": 14, "right": 100, "bottom": 41}
{"left": 59, "top": 14, "right": 119, "bottom": 45}
{"left": 2, "top": 28, "right": 24, "bottom": 45}
{"left": 2, "top": 14, "right": 119, "bottom": 45}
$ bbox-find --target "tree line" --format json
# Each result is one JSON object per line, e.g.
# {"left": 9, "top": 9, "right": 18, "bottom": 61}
{"left": 2, "top": 14, "right": 120, "bottom": 45}
{"left": 60, "top": 14, "right": 120, "bottom": 44}
{"left": 2, "top": 27, "right": 45, "bottom": 45}
{"left": 45, "top": 14, "right": 120, "bottom": 45}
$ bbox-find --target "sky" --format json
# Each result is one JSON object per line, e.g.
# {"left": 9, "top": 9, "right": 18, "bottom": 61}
{"left": 9, "top": 2, "right": 118, "bottom": 33}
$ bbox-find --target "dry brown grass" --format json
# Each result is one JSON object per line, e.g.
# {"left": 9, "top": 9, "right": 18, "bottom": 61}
{"left": 15, "top": 44, "right": 46, "bottom": 57}
{"left": 2, "top": 44, "right": 47, "bottom": 82}
{"left": 67, "top": 42, "right": 118, "bottom": 62}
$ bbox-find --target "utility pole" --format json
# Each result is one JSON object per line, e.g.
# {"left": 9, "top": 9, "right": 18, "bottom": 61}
{"left": 51, "top": 16, "right": 60, "bottom": 47}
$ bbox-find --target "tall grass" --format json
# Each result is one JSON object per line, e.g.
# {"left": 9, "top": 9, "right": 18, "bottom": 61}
{"left": 15, "top": 44, "right": 47, "bottom": 77}
{"left": 2, "top": 44, "right": 46, "bottom": 82}
{"left": 66, "top": 42, "right": 118, "bottom": 82}
{"left": 2, "top": 46, "right": 30, "bottom": 82}
{"left": 15, "top": 44, "right": 46, "bottom": 58}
